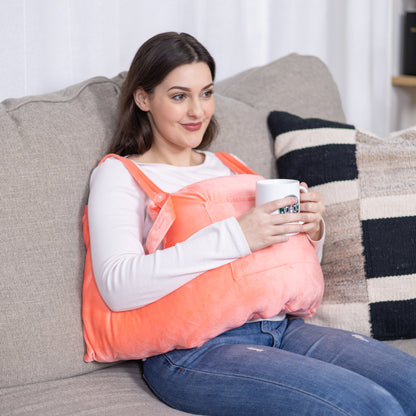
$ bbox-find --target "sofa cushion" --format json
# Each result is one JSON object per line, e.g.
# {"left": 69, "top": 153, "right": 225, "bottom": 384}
{"left": 268, "top": 111, "right": 416, "bottom": 341}
{"left": 209, "top": 95, "right": 275, "bottom": 178}
{"left": 213, "top": 53, "right": 346, "bottom": 178}
{"left": 216, "top": 54, "right": 346, "bottom": 121}
{"left": 0, "top": 75, "right": 124, "bottom": 387}
{"left": 0, "top": 362, "right": 190, "bottom": 416}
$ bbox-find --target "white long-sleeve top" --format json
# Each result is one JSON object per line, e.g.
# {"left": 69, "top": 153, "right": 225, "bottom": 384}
{"left": 87, "top": 151, "right": 324, "bottom": 312}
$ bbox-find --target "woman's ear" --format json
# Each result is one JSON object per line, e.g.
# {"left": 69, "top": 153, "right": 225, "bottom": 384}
{"left": 133, "top": 88, "right": 150, "bottom": 111}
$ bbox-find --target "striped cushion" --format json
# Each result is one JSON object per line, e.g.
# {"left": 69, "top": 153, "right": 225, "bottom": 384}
{"left": 268, "top": 111, "right": 416, "bottom": 341}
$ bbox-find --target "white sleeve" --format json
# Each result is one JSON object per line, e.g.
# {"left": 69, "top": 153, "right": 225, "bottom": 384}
{"left": 87, "top": 158, "right": 251, "bottom": 312}
{"left": 307, "top": 219, "right": 326, "bottom": 263}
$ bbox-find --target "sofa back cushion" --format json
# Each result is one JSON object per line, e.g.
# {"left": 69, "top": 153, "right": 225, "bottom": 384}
{"left": 0, "top": 76, "right": 124, "bottom": 387}
{"left": 211, "top": 53, "right": 345, "bottom": 178}
{"left": 0, "top": 54, "right": 345, "bottom": 387}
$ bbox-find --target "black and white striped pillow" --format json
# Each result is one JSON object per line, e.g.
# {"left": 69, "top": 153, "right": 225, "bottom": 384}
{"left": 268, "top": 111, "right": 416, "bottom": 341}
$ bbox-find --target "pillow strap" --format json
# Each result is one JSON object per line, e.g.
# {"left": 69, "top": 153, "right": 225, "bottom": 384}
{"left": 215, "top": 152, "right": 258, "bottom": 175}
{"left": 99, "top": 154, "right": 164, "bottom": 201}
{"left": 99, "top": 154, "right": 175, "bottom": 254}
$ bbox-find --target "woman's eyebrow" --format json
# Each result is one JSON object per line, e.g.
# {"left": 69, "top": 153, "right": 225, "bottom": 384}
{"left": 168, "top": 83, "right": 214, "bottom": 92}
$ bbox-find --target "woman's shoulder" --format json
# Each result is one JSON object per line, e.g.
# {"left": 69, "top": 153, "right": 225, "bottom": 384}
{"left": 90, "top": 155, "right": 138, "bottom": 189}
{"left": 92, "top": 154, "right": 134, "bottom": 173}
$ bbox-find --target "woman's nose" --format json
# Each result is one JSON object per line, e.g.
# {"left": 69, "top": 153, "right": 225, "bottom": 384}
{"left": 188, "top": 98, "right": 204, "bottom": 118}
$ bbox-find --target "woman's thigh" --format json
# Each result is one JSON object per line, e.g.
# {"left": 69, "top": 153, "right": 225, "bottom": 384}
{"left": 281, "top": 319, "right": 416, "bottom": 415}
{"left": 143, "top": 333, "right": 405, "bottom": 415}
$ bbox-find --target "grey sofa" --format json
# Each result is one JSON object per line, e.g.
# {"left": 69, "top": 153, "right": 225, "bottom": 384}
{"left": 1, "top": 54, "right": 415, "bottom": 415}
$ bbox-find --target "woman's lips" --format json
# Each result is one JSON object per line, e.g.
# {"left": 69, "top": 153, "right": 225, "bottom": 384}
{"left": 181, "top": 122, "right": 202, "bottom": 132}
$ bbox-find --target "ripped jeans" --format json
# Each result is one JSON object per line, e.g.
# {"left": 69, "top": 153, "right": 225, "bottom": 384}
{"left": 142, "top": 318, "right": 416, "bottom": 416}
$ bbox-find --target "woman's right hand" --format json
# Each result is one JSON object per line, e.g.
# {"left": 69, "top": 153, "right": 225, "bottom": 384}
{"left": 237, "top": 197, "right": 303, "bottom": 252}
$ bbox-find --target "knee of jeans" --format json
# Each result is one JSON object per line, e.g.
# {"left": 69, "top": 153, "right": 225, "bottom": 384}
{"left": 363, "top": 384, "right": 405, "bottom": 416}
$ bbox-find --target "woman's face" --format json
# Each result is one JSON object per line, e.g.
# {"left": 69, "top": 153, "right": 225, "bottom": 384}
{"left": 134, "top": 62, "right": 215, "bottom": 156}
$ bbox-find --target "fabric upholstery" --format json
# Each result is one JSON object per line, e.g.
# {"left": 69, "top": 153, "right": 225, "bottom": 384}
{"left": 211, "top": 53, "right": 346, "bottom": 179}
{"left": 0, "top": 75, "right": 124, "bottom": 387}
{"left": 215, "top": 53, "right": 346, "bottom": 121}
{"left": 210, "top": 95, "right": 275, "bottom": 179}
{"left": 0, "top": 362, "right": 188, "bottom": 416}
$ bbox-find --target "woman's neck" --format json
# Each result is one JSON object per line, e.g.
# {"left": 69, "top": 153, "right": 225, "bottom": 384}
{"left": 130, "top": 148, "right": 205, "bottom": 167}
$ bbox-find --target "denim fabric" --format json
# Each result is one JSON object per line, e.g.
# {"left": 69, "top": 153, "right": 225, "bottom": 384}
{"left": 143, "top": 319, "right": 416, "bottom": 415}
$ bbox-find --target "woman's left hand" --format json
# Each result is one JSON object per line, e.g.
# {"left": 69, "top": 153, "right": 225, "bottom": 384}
{"left": 299, "top": 182, "right": 325, "bottom": 241}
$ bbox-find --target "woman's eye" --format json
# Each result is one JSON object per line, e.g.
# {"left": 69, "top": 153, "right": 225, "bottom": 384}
{"left": 172, "top": 93, "right": 185, "bottom": 101}
{"left": 202, "top": 90, "right": 214, "bottom": 98}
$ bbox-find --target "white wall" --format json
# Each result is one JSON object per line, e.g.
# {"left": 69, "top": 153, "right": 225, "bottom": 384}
{"left": 0, "top": 0, "right": 415, "bottom": 136}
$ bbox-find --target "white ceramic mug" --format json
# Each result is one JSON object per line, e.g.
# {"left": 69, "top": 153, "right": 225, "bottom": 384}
{"left": 256, "top": 179, "right": 307, "bottom": 235}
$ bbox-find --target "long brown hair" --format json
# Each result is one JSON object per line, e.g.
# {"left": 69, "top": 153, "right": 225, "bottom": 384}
{"left": 109, "top": 32, "right": 218, "bottom": 156}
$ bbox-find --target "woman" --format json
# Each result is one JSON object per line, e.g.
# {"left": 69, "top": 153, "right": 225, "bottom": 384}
{"left": 87, "top": 32, "right": 416, "bottom": 415}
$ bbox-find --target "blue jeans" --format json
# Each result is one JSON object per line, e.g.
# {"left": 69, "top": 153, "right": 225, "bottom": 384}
{"left": 143, "top": 318, "right": 416, "bottom": 415}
